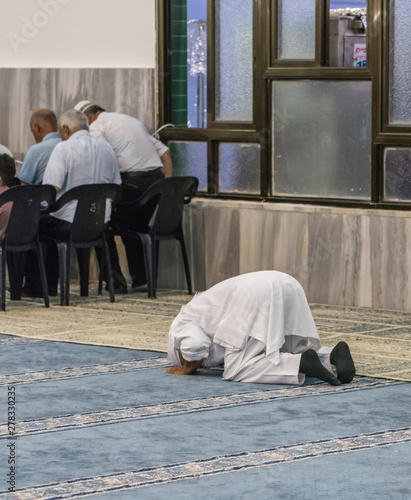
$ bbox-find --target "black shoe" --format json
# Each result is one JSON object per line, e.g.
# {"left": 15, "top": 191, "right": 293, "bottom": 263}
{"left": 22, "top": 289, "right": 44, "bottom": 298}
{"left": 132, "top": 278, "right": 147, "bottom": 288}
{"left": 105, "top": 283, "right": 128, "bottom": 294}
{"left": 22, "top": 289, "right": 57, "bottom": 298}
{"left": 131, "top": 284, "right": 148, "bottom": 293}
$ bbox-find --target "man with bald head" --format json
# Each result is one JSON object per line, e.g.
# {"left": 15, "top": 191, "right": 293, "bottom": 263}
{"left": 18, "top": 109, "right": 61, "bottom": 185}
{"left": 11, "top": 110, "right": 61, "bottom": 299}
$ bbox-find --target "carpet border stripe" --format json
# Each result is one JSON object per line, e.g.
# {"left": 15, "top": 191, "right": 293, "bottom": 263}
{"left": 1, "top": 427, "right": 409, "bottom": 499}
{"left": 0, "top": 378, "right": 402, "bottom": 439}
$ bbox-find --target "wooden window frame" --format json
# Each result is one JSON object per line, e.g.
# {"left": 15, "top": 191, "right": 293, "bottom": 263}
{"left": 157, "top": 0, "right": 411, "bottom": 210}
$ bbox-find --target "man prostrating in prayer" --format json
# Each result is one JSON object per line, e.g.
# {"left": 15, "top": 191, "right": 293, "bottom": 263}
{"left": 166, "top": 271, "right": 355, "bottom": 386}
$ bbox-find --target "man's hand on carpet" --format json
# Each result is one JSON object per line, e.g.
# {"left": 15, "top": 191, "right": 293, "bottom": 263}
{"left": 165, "top": 352, "right": 204, "bottom": 375}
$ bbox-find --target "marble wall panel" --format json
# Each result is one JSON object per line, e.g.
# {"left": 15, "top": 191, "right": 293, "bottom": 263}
{"left": 238, "top": 207, "right": 311, "bottom": 289}
{"left": 369, "top": 215, "right": 411, "bottom": 311}
{"left": 203, "top": 205, "right": 240, "bottom": 288}
{"left": 0, "top": 68, "right": 155, "bottom": 161}
{"left": 187, "top": 202, "right": 207, "bottom": 291}
{"left": 341, "top": 215, "right": 373, "bottom": 308}
{"left": 270, "top": 211, "right": 311, "bottom": 288}
{"left": 158, "top": 240, "right": 188, "bottom": 290}
{"left": 305, "top": 213, "right": 345, "bottom": 305}
{"left": 238, "top": 205, "right": 271, "bottom": 271}
{"left": 157, "top": 202, "right": 206, "bottom": 293}
{"left": 165, "top": 199, "right": 411, "bottom": 312}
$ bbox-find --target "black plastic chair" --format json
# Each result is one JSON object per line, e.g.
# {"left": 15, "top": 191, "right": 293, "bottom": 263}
{"left": 0, "top": 185, "right": 56, "bottom": 311}
{"left": 45, "top": 183, "right": 121, "bottom": 306}
{"left": 112, "top": 176, "right": 198, "bottom": 298}
{"left": 111, "top": 187, "right": 161, "bottom": 298}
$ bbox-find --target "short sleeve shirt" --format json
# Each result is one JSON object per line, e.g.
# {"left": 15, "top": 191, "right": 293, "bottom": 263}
{"left": 89, "top": 112, "right": 169, "bottom": 173}
{"left": 19, "top": 132, "right": 61, "bottom": 185}
{"left": 42, "top": 130, "right": 121, "bottom": 222}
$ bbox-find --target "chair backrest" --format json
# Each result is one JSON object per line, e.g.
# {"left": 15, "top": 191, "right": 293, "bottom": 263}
{"left": 112, "top": 187, "right": 161, "bottom": 232}
{"left": 52, "top": 184, "right": 121, "bottom": 244}
{"left": 148, "top": 176, "right": 199, "bottom": 237}
{"left": 0, "top": 185, "right": 56, "bottom": 247}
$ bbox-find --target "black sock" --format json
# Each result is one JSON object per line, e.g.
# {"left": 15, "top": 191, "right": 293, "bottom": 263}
{"left": 330, "top": 341, "right": 355, "bottom": 384}
{"left": 300, "top": 349, "right": 341, "bottom": 386}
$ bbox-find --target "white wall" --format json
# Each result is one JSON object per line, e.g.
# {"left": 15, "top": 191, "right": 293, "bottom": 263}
{"left": 0, "top": 0, "right": 156, "bottom": 68}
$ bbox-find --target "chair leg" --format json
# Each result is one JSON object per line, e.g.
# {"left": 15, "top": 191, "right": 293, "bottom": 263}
{"left": 0, "top": 245, "right": 6, "bottom": 311}
{"left": 140, "top": 234, "right": 156, "bottom": 299}
{"left": 155, "top": 240, "right": 160, "bottom": 293}
{"left": 76, "top": 248, "right": 90, "bottom": 297}
{"left": 57, "top": 242, "right": 70, "bottom": 306}
{"left": 36, "top": 238, "right": 50, "bottom": 308}
{"left": 102, "top": 238, "right": 115, "bottom": 303}
{"left": 98, "top": 254, "right": 104, "bottom": 296}
{"left": 178, "top": 233, "right": 193, "bottom": 294}
{"left": 7, "top": 251, "right": 25, "bottom": 301}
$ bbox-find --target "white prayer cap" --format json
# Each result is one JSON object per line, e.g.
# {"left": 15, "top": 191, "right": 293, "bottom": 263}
{"left": 0, "top": 145, "right": 13, "bottom": 158}
{"left": 74, "top": 100, "right": 94, "bottom": 113}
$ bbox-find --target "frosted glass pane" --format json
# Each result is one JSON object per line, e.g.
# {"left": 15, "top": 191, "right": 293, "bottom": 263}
{"left": 330, "top": 0, "right": 366, "bottom": 7}
{"left": 389, "top": 0, "right": 411, "bottom": 125}
{"left": 384, "top": 148, "right": 411, "bottom": 201}
{"left": 272, "top": 81, "right": 372, "bottom": 199}
{"left": 215, "top": 0, "right": 253, "bottom": 122}
{"left": 220, "top": 143, "right": 260, "bottom": 193}
{"left": 278, "top": 0, "right": 316, "bottom": 60}
{"left": 168, "top": 141, "right": 207, "bottom": 191}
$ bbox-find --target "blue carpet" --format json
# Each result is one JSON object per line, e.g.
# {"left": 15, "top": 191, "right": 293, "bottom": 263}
{"left": 0, "top": 334, "right": 410, "bottom": 499}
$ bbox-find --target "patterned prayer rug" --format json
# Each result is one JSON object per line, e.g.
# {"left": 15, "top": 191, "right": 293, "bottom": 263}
{"left": 0, "top": 286, "right": 410, "bottom": 381}
{"left": 0, "top": 336, "right": 409, "bottom": 499}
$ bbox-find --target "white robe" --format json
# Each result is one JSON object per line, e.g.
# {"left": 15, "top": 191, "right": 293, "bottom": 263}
{"left": 168, "top": 271, "right": 333, "bottom": 385}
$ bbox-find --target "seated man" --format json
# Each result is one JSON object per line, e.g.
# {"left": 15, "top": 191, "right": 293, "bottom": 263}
{"left": 166, "top": 271, "right": 355, "bottom": 386}
{"left": 0, "top": 154, "right": 16, "bottom": 240}
{"left": 15, "top": 109, "right": 61, "bottom": 297}
{"left": 39, "top": 109, "right": 121, "bottom": 295}
{"left": 0, "top": 154, "right": 23, "bottom": 300}
{"left": 74, "top": 100, "right": 173, "bottom": 292}
{"left": 18, "top": 109, "right": 61, "bottom": 185}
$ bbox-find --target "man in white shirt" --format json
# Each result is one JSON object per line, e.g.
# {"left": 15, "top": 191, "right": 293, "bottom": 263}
{"left": 74, "top": 100, "right": 173, "bottom": 292}
{"left": 166, "top": 271, "right": 356, "bottom": 386}
{"left": 39, "top": 109, "right": 121, "bottom": 295}
{"left": 75, "top": 101, "right": 172, "bottom": 182}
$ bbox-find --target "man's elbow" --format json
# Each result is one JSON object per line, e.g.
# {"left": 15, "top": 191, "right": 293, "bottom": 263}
{"left": 160, "top": 151, "right": 173, "bottom": 178}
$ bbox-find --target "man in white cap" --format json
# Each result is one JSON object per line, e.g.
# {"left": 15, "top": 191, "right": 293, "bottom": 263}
{"left": 74, "top": 100, "right": 173, "bottom": 292}
{"left": 0, "top": 145, "right": 13, "bottom": 158}
{"left": 166, "top": 271, "right": 356, "bottom": 386}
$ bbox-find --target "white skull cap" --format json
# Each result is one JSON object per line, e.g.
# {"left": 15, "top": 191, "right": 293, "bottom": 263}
{"left": 74, "top": 100, "right": 94, "bottom": 113}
